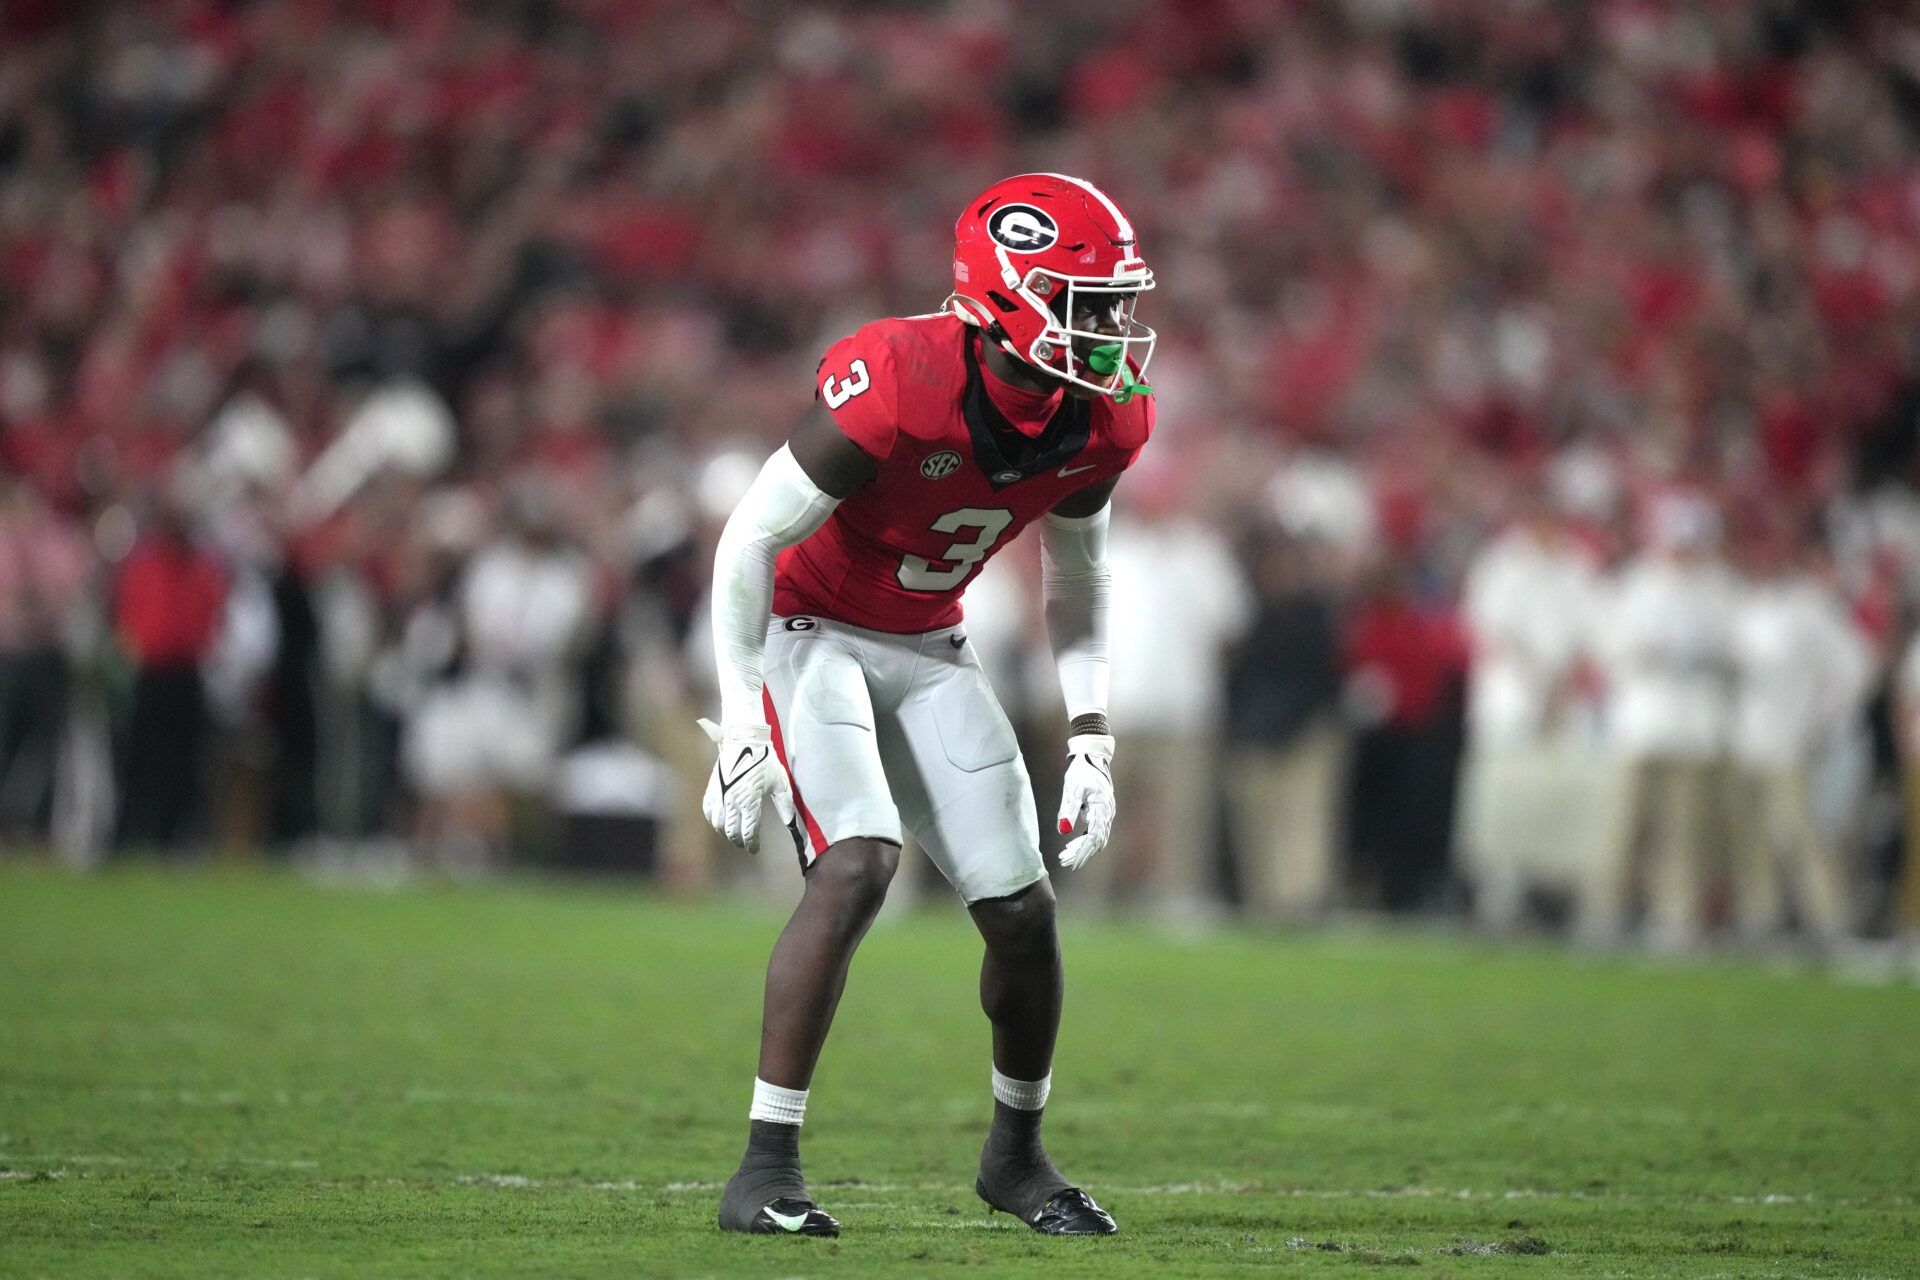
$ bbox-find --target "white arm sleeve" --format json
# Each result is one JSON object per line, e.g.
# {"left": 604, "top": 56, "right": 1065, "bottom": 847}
{"left": 711, "top": 445, "right": 840, "bottom": 726}
{"left": 1039, "top": 505, "right": 1112, "bottom": 723}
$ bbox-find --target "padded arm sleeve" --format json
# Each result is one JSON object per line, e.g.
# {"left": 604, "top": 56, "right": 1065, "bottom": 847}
{"left": 711, "top": 445, "right": 841, "bottom": 727}
{"left": 1039, "top": 505, "right": 1113, "bottom": 723}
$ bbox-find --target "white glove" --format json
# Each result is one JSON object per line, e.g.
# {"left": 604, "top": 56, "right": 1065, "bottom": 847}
{"left": 1055, "top": 733, "right": 1116, "bottom": 870}
{"left": 698, "top": 718, "right": 797, "bottom": 854}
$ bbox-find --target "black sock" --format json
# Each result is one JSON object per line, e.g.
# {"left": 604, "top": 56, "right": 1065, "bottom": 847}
{"left": 979, "top": 1101, "right": 1069, "bottom": 1219}
{"left": 989, "top": 1100, "right": 1044, "bottom": 1153}
{"left": 718, "top": 1120, "right": 810, "bottom": 1228}
{"left": 746, "top": 1119, "right": 800, "bottom": 1161}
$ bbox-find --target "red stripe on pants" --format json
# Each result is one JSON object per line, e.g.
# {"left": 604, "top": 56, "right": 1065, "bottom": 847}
{"left": 762, "top": 687, "right": 829, "bottom": 856}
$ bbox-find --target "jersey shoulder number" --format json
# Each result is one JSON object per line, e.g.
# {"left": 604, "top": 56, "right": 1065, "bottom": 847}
{"left": 816, "top": 323, "right": 908, "bottom": 460}
{"left": 821, "top": 358, "right": 870, "bottom": 409}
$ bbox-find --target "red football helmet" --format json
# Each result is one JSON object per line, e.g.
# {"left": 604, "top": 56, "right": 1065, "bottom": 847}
{"left": 947, "top": 173, "right": 1155, "bottom": 399}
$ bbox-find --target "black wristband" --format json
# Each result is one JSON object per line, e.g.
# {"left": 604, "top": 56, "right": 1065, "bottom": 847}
{"left": 1068, "top": 712, "right": 1111, "bottom": 738}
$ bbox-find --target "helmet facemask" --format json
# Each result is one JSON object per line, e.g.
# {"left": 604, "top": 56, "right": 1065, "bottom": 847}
{"left": 948, "top": 173, "right": 1157, "bottom": 402}
{"left": 1016, "top": 268, "right": 1157, "bottom": 402}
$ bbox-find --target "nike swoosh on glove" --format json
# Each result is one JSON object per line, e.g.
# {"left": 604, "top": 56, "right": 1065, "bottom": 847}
{"left": 698, "top": 718, "right": 797, "bottom": 853}
{"left": 1056, "top": 733, "right": 1115, "bottom": 870}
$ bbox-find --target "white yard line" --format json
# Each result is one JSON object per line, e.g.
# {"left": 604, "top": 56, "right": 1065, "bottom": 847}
{"left": 0, "top": 1153, "right": 318, "bottom": 1169}
{"left": 444, "top": 1174, "right": 1912, "bottom": 1209}
{"left": 2, "top": 1159, "right": 1908, "bottom": 1211}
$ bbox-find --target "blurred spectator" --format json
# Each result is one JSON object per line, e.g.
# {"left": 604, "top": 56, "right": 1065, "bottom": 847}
{"left": 262, "top": 554, "right": 322, "bottom": 847}
{"left": 1456, "top": 492, "right": 1606, "bottom": 929}
{"left": 1726, "top": 524, "right": 1872, "bottom": 945}
{"left": 403, "top": 482, "right": 593, "bottom": 869}
{"left": 1890, "top": 633, "right": 1920, "bottom": 943}
{"left": 112, "top": 502, "right": 227, "bottom": 851}
{"left": 362, "top": 491, "right": 474, "bottom": 848}
{"left": 1342, "top": 560, "right": 1469, "bottom": 912}
{"left": 1591, "top": 495, "right": 1737, "bottom": 947}
{"left": 1222, "top": 528, "right": 1346, "bottom": 920}
{"left": 1099, "top": 485, "right": 1250, "bottom": 917}
{"left": 0, "top": 482, "right": 90, "bottom": 844}
{"left": 294, "top": 381, "right": 457, "bottom": 525}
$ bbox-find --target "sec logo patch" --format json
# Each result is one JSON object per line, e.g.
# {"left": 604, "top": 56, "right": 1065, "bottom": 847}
{"left": 921, "top": 450, "right": 962, "bottom": 479}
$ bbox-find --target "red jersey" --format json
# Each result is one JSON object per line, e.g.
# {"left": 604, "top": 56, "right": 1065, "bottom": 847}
{"left": 774, "top": 314, "right": 1153, "bottom": 633}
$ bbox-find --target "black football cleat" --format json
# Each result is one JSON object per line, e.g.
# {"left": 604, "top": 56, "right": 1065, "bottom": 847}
{"left": 719, "top": 1195, "right": 841, "bottom": 1237}
{"left": 976, "top": 1177, "right": 1118, "bottom": 1235}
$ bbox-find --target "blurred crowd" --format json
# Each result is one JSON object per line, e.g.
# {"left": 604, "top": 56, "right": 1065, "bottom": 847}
{"left": 5, "top": 0, "right": 1920, "bottom": 948}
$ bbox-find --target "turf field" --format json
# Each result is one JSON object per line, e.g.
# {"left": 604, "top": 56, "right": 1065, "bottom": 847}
{"left": 2, "top": 865, "right": 1916, "bottom": 1278}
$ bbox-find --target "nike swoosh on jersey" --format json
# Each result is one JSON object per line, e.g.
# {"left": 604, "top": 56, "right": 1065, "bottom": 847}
{"left": 1057, "top": 463, "right": 1098, "bottom": 477}
{"left": 763, "top": 1207, "right": 811, "bottom": 1232}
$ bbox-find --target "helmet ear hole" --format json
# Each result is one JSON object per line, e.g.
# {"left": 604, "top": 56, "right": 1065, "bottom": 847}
{"left": 984, "top": 290, "right": 1023, "bottom": 315}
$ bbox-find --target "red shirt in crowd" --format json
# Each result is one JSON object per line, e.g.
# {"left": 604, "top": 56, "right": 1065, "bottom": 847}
{"left": 114, "top": 534, "right": 227, "bottom": 667}
{"left": 1345, "top": 594, "right": 1469, "bottom": 730}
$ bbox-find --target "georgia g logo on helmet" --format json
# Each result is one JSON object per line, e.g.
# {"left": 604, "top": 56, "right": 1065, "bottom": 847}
{"left": 948, "top": 173, "right": 1157, "bottom": 400}
{"left": 986, "top": 204, "right": 1059, "bottom": 253}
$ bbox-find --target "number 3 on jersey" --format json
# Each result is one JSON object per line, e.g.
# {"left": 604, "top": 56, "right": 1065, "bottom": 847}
{"left": 898, "top": 508, "right": 1013, "bottom": 592}
{"left": 822, "top": 358, "right": 871, "bottom": 409}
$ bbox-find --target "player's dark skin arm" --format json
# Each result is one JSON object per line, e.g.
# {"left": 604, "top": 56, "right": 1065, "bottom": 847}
{"left": 1051, "top": 475, "right": 1118, "bottom": 519}
{"left": 787, "top": 406, "right": 877, "bottom": 499}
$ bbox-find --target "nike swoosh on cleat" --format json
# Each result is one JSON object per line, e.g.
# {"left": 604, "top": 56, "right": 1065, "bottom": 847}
{"left": 1058, "top": 463, "right": 1097, "bottom": 477}
{"left": 763, "top": 1207, "right": 810, "bottom": 1232}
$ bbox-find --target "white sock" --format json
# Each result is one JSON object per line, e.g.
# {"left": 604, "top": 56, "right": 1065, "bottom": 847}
{"left": 991, "top": 1067, "right": 1051, "bottom": 1111}
{"left": 749, "top": 1077, "right": 808, "bottom": 1126}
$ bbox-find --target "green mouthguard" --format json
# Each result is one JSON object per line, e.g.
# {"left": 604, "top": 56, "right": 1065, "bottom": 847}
{"left": 1085, "top": 343, "right": 1153, "bottom": 405}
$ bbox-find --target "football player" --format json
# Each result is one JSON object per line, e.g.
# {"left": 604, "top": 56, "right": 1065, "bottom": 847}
{"left": 702, "top": 174, "right": 1155, "bottom": 1238}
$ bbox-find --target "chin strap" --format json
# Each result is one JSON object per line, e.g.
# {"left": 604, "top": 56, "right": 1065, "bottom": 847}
{"left": 1085, "top": 342, "right": 1153, "bottom": 404}
{"left": 946, "top": 292, "right": 1019, "bottom": 358}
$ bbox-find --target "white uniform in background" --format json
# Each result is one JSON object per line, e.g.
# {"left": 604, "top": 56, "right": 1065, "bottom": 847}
{"left": 1591, "top": 552, "right": 1737, "bottom": 945}
{"left": 406, "top": 540, "right": 593, "bottom": 796}
{"left": 1726, "top": 575, "right": 1871, "bottom": 942}
{"left": 1097, "top": 515, "right": 1250, "bottom": 913}
{"left": 1457, "top": 525, "right": 1606, "bottom": 928}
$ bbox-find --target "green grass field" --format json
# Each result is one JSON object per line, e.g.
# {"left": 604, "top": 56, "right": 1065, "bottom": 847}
{"left": 2, "top": 864, "right": 1917, "bottom": 1278}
